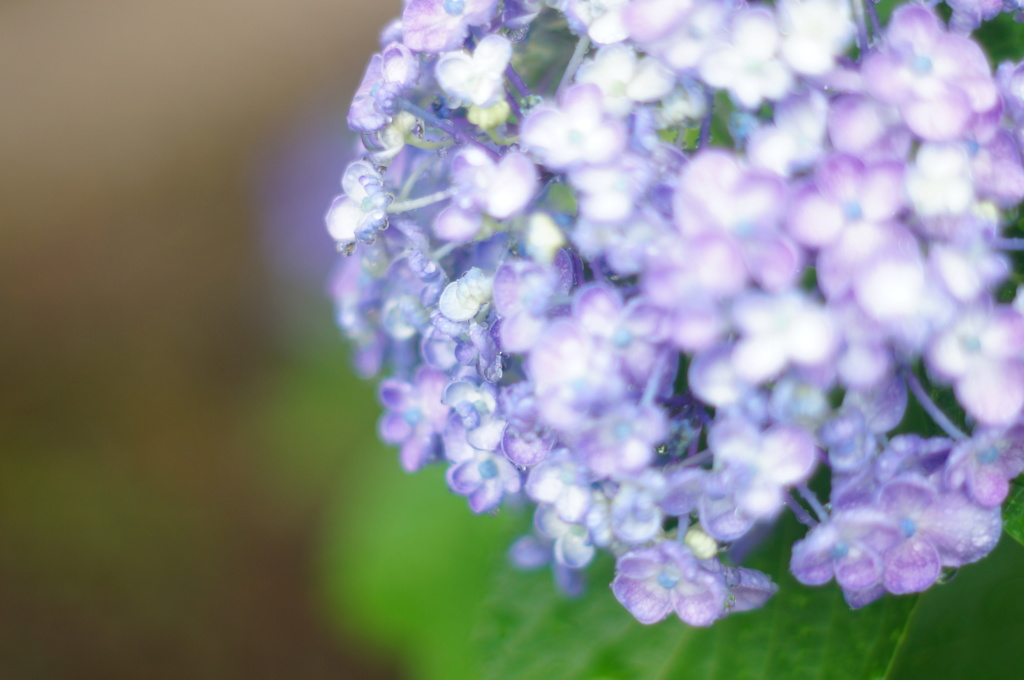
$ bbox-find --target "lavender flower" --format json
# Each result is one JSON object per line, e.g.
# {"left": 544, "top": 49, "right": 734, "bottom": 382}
{"left": 327, "top": 0, "right": 1024, "bottom": 627}
{"left": 611, "top": 541, "right": 728, "bottom": 626}
{"left": 403, "top": 0, "right": 500, "bottom": 53}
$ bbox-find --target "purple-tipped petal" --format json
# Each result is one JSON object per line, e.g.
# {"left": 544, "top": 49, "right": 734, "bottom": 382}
{"left": 883, "top": 537, "right": 941, "bottom": 594}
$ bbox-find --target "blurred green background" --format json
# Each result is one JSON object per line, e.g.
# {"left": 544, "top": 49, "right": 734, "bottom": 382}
{"left": 3, "top": 2, "right": 1024, "bottom": 679}
{"left": 0, "top": 1, "right": 401, "bottom": 677}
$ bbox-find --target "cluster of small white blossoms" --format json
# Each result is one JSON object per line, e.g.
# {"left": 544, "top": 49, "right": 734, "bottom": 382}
{"left": 327, "top": 0, "right": 1024, "bottom": 625}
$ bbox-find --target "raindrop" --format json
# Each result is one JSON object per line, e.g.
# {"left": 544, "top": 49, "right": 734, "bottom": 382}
{"left": 937, "top": 567, "right": 959, "bottom": 585}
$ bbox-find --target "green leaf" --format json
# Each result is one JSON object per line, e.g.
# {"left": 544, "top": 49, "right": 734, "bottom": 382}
{"left": 475, "top": 518, "right": 919, "bottom": 680}
{"left": 319, "top": 447, "right": 524, "bottom": 680}
{"left": 547, "top": 183, "right": 579, "bottom": 216}
{"left": 1003, "top": 476, "right": 1024, "bottom": 546}
{"left": 975, "top": 13, "right": 1024, "bottom": 64}
{"left": 886, "top": 536, "right": 1024, "bottom": 680}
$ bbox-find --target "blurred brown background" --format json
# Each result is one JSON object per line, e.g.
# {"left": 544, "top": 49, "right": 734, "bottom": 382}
{"left": 0, "top": 1, "right": 399, "bottom": 677}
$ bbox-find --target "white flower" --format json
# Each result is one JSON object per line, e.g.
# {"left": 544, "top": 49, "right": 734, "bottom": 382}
{"left": 324, "top": 160, "right": 388, "bottom": 246}
{"left": 700, "top": 8, "right": 793, "bottom": 109}
{"left": 575, "top": 44, "right": 675, "bottom": 117}
{"left": 436, "top": 34, "right": 512, "bottom": 108}
{"left": 439, "top": 267, "right": 494, "bottom": 321}
{"left": 566, "top": 0, "right": 630, "bottom": 45}
{"left": 654, "top": 80, "right": 708, "bottom": 128}
{"left": 748, "top": 90, "right": 829, "bottom": 176}
{"left": 731, "top": 292, "right": 838, "bottom": 384}
{"left": 906, "top": 143, "right": 975, "bottom": 218}
{"left": 778, "top": 0, "right": 855, "bottom": 77}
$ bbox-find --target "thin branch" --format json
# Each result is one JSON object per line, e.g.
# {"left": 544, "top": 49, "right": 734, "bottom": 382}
{"left": 505, "top": 64, "right": 530, "bottom": 97}
{"left": 991, "top": 237, "right": 1024, "bottom": 251}
{"left": 865, "top": 0, "right": 881, "bottom": 39}
{"left": 850, "top": 0, "right": 870, "bottom": 58}
{"left": 643, "top": 350, "right": 676, "bottom": 407}
{"left": 786, "top": 492, "right": 819, "bottom": 528}
{"left": 557, "top": 36, "right": 591, "bottom": 94}
{"left": 387, "top": 188, "right": 455, "bottom": 213}
{"left": 797, "top": 484, "right": 829, "bottom": 523}
{"left": 901, "top": 367, "right": 968, "bottom": 440}
{"left": 698, "top": 89, "right": 714, "bottom": 149}
{"left": 399, "top": 100, "right": 500, "bottom": 158}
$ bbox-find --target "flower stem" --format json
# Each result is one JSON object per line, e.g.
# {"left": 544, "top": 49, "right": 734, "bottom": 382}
{"left": 797, "top": 484, "right": 829, "bottom": 523}
{"left": 851, "top": 0, "right": 870, "bottom": 58}
{"left": 399, "top": 100, "right": 500, "bottom": 158}
{"left": 505, "top": 64, "right": 530, "bottom": 98}
{"left": 405, "top": 136, "right": 455, "bottom": 151}
{"left": 785, "top": 492, "right": 818, "bottom": 528}
{"left": 557, "top": 36, "right": 590, "bottom": 94}
{"left": 506, "top": 89, "right": 525, "bottom": 122}
{"left": 642, "top": 351, "right": 675, "bottom": 407}
{"left": 698, "top": 89, "right": 714, "bottom": 149}
{"left": 992, "top": 237, "right": 1024, "bottom": 251}
{"left": 901, "top": 367, "right": 967, "bottom": 440}
{"left": 680, "top": 450, "right": 714, "bottom": 468}
{"left": 864, "top": 0, "right": 881, "bottom": 38}
{"left": 387, "top": 188, "right": 455, "bottom": 213}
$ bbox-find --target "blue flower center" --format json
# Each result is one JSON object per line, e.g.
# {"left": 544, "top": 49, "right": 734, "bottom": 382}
{"left": 734, "top": 219, "right": 755, "bottom": 236}
{"left": 478, "top": 458, "right": 499, "bottom": 480}
{"left": 361, "top": 196, "right": 374, "bottom": 212}
{"left": 978, "top": 446, "right": 1000, "bottom": 464}
{"left": 614, "top": 422, "right": 632, "bottom": 440}
{"left": 568, "top": 130, "right": 584, "bottom": 145}
{"left": 403, "top": 408, "right": 424, "bottom": 426}
{"left": 900, "top": 518, "right": 917, "bottom": 538}
{"left": 966, "top": 140, "right": 980, "bottom": 156}
{"left": 831, "top": 541, "right": 850, "bottom": 559}
{"left": 911, "top": 55, "right": 932, "bottom": 74}
{"left": 962, "top": 335, "right": 981, "bottom": 353}
{"left": 842, "top": 201, "right": 862, "bottom": 220}
{"left": 729, "top": 111, "right": 758, "bottom": 141}
{"left": 657, "top": 571, "right": 680, "bottom": 589}
{"left": 443, "top": 0, "right": 465, "bottom": 15}
{"left": 613, "top": 328, "right": 632, "bottom": 347}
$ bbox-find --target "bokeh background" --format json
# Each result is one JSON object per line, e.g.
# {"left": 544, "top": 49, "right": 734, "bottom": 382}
{"left": 0, "top": 1, "right": 403, "bottom": 677}
{"left": 4, "top": 3, "right": 1024, "bottom": 679}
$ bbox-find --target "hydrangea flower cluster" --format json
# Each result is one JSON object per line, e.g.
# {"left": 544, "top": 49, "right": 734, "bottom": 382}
{"left": 327, "top": 0, "right": 1024, "bottom": 626}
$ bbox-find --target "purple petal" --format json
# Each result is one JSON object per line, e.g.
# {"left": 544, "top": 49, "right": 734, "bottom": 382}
{"left": 378, "top": 378, "right": 412, "bottom": 411}
{"left": 616, "top": 550, "right": 663, "bottom": 579}
{"left": 843, "top": 584, "right": 885, "bottom": 609}
{"left": 923, "top": 491, "right": 1001, "bottom": 565}
{"left": 502, "top": 425, "right": 554, "bottom": 467}
{"left": 956, "top": 361, "right": 1024, "bottom": 426}
{"left": 883, "top": 537, "right": 941, "bottom": 594}
{"left": 611, "top": 575, "right": 672, "bottom": 624}
{"left": 401, "top": 434, "right": 436, "bottom": 472}
{"left": 835, "top": 548, "right": 884, "bottom": 592}
{"left": 672, "top": 575, "right": 727, "bottom": 627}
{"left": 699, "top": 492, "right": 755, "bottom": 542}
{"left": 662, "top": 468, "right": 706, "bottom": 516}
{"left": 469, "top": 481, "right": 504, "bottom": 513}
{"left": 447, "top": 459, "right": 482, "bottom": 494}
{"left": 970, "top": 465, "right": 1010, "bottom": 507}
{"left": 790, "top": 526, "right": 839, "bottom": 586}
{"left": 509, "top": 535, "right": 550, "bottom": 569}
{"left": 723, "top": 566, "right": 777, "bottom": 612}
{"left": 435, "top": 205, "right": 481, "bottom": 242}
{"left": 379, "top": 412, "right": 413, "bottom": 444}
